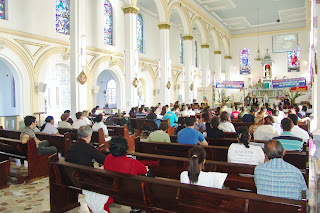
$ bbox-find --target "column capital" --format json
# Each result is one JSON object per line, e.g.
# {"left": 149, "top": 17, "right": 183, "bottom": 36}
{"left": 225, "top": 55, "right": 232, "bottom": 59}
{"left": 158, "top": 23, "right": 171, "bottom": 29}
{"left": 214, "top": 51, "right": 222, "bottom": 54}
{"left": 201, "top": 44, "right": 210, "bottom": 48}
{"left": 122, "top": 6, "right": 139, "bottom": 14}
{"left": 182, "top": 35, "right": 193, "bottom": 40}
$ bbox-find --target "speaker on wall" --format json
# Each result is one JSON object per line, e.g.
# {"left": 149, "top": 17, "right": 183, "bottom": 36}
{"left": 93, "top": 86, "right": 101, "bottom": 94}
{"left": 38, "top": 82, "right": 47, "bottom": 93}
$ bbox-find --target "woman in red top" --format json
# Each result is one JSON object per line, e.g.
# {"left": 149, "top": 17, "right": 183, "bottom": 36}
{"left": 104, "top": 136, "right": 147, "bottom": 175}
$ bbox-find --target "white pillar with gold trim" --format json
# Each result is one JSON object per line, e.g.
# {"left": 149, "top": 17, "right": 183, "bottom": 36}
{"left": 225, "top": 55, "right": 232, "bottom": 101}
{"left": 123, "top": 6, "right": 139, "bottom": 112}
{"left": 214, "top": 51, "right": 222, "bottom": 104}
{"left": 70, "top": 0, "right": 87, "bottom": 117}
{"left": 201, "top": 44, "right": 210, "bottom": 87}
{"left": 183, "top": 35, "right": 193, "bottom": 104}
{"left": 158, "top": 23, "right": 170, "bottom": 105}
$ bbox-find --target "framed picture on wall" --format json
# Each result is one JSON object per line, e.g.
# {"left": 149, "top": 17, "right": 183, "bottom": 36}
{"left": 288, "top": 48, "right": 300, "bottom": 72}
{"left": 273, "top": 34, "right": 298, "bottom": 53}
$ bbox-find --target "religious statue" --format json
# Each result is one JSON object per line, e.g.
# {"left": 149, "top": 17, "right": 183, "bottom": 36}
{"left": 264, "top": 64, "right": 271, "bottom": 79}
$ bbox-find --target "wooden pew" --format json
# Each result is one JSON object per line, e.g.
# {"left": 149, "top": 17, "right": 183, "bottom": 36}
{"left": 49, "top": 157, "right": 307, "bottom": 213}
{"left": 0, "top": 137, "right": 58, "bottom": 182}
{"left": 135, "top": 141, "right": 308, "bottom": 171}
{"left": 0, "top": 160, "right": 10, "bottom": 189}
{"left": 106, "top": 125, "right": 136, "bottom": 151}
{"left": 130, "top": 118, "right": 175, "bottom": 136}
{"left": 0, "top": 128, "right": 72, "bottom": 156}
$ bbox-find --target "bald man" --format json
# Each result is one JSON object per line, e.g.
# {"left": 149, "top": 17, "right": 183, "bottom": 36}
{"left": 254, "top": 140, "right": 309, "bottom": 201}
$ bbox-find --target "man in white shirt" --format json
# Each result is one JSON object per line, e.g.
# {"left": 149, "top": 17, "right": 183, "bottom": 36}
{"left": 288, "top": 114, "right": 309, "bottom": 143}
{"left": 254, "top": 116, "right": 279, "bottom": 140}
{"left": 92, "top": 114, "right": 110, "bottom": 141}
{"left": 72, "top": 112, "right": 87, "bottom": 129}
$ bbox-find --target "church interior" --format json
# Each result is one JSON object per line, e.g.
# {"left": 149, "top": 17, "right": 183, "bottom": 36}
{"left": 0, "top": 0, "right": 320, "bottom": 212}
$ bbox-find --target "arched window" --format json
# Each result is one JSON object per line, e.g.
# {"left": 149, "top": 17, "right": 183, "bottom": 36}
{"left": 56, "top": 0, "right": 70, "bottom": 35}
{"left": 46, "top": 64, "right": 71, "bottom": 120}
{"left": 104, "top": 0, "right": 113, "bottom": 45}
{"left": 180, "top": 34, "right": 183, "bottom": 64}
{"left": 240, "top": 48, "right": 251, "bottom": 75}
{"left": 195, "top": 41, "right": 198, "bottom": 67}
{"left": 137, "top": 14, "right": 144, "bottom": 53}
{"left": 106, "top": 79, "right": 116, "bottom": 104}
{"left": 0, "top": 0, "right": 5, "bottom": 20}
{"left": 288, "top": 47, "right": 300, "bottom": 72}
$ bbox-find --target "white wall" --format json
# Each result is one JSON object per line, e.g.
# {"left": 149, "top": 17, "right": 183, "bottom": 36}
{"left": 230, "top": 30, "right": 310, "bottom": 103}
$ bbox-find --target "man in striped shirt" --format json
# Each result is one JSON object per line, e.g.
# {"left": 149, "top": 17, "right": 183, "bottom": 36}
{"left": 272, "top": 118, "right": 303, "bottom": 151}
{"left": 254, "top": 140, "right": 309, "bottom": 200}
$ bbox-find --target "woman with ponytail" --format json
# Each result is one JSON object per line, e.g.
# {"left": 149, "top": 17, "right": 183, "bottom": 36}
{"left": 227, "top": 126, "right": 264, "bottom": 165}
{"left": 41, "top": 116, "right": 60, "bottom": 135}
{"left": 180, "top": 146, "right": 227, "bottom": 188}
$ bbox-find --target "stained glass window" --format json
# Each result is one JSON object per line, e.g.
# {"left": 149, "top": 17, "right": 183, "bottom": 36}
{"left": 104, "top": 0, "right": 113, "bottom": 45}
{"left": 137, "top": 14, "right": 143, "bottom": 53}
{"left": 288, "top": 48, "right": 300, "bottom": 72}
{"left": 195, "top": 41, "right": 198, "bottom": 67}
{"left": 240, "top": 48, "right": 251, "bottom": 75}
{"left": 0, "top": 0, "right": 5, "bottom": 20}
{"left": 107, "top": 79, "right": 116, "bottom": 104}
{"left": 56, "top": 0, "right": 70, "bottom": 35}
{"left": 180, "top": 34, "right": 183, "bottom": 64}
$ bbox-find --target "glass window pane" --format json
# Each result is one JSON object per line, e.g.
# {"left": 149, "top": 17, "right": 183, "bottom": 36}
{"left": 0, "top": 0, "right": 5, "bottom": 20}
{"left": 104, "top": 0, "right": 113, "bottom": 45}
{"left": 137, "top": 14, "right": 143, "bottom": 53}
{"left": 56, "top": 0, "right": 70, "bottom": 35}
{"left": 240, "top": 48, "right": 251, "bottom": 75}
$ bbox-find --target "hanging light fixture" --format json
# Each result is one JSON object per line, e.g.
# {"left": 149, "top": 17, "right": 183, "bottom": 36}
{"left": 255, "top": 8, "right": 262, "bottom": 61}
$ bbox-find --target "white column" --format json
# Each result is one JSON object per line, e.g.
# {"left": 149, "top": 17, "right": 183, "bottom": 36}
{"left": 158, "top": 23, "right": 170, "bottom": 105}
{"left": 122, "top": 6, "right": 139, "bottom": 112}
{"left": 214, "top": 51, "right": 222, "bottom": 104}
{"left": 70, "top": 0, "right": 87, "bottom": 118}
{"left": 225, "top": 56, "right": 232, "bottom": 99}
{"left": 201, "top": 44, "right": 210, "bottom": 87}
{"left": 183, "top": 35, "right": 193, "bottom": 104}
{"left": 315, "top": 4, "right": 320, "bottom": 130}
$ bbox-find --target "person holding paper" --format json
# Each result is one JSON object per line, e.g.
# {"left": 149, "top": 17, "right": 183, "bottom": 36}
{"left": 180, "top": 146, "right": 227, "bottom": 189}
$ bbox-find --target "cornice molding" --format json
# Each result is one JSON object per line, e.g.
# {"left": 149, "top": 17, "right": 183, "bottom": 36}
{"left": 122, "top": 6, "right": 139, "bottom": 14}
{"left": 182, "top": 35, "right": 193, "bottom": 40}
{"left": 158, "top": 23, "right": 171, "bottom": 30}
{"left": 201, "top": 44, "right": 209, "bottom": 48}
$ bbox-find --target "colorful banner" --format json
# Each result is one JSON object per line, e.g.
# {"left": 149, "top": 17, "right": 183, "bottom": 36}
{"left": 272, "top": 77, "right": 306, "bottom": 89}
{"left": 216, "top": 81, "right": 244, "bottom": 89}
{"left": 290, "top": 86, "right": 308, "bottom": 92}
{"left": 197, "top": 87, "right": 213, "bottom": 107}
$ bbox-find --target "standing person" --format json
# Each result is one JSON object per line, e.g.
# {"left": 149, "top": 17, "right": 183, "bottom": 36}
{"left": 244, "top": 93, "right": 251, "bottom": 107}
{"left": 64, "top": 110, "right": 73, "bottom": 124}
{"left": 252, "top": 95, "right": 258, "bottom": 106}
{"left": 254, "top": 140, "right": 309, "bottom": 200}
{"left": 177, "top": 117, "right": 208, "bottom": 145}
{"left": 227, "top": 126, "right": 265, "bottom": 165}
{"left": 218, "top": 111, "right": 236, "bottom": 132}
{"left": 206, "top": 117, "right": 225, "bottom": 138}
{"left": 92, "top": 114, "right": 110, "bottom": 141}
{"left": 72, "top": 112, "right": 87, "bottom": 129}
{"left": 58, "top": 113, "right": 73, "bottom": 129}
{"left": 147, "top": 122, "right": 171, "bottom": 143}
{"left": 180, "top": 146, "right": 227, "bottom": 188}
{"left": 20, "top": 116, "right": 57, "bottom": 156}
{"left": 65, "top": 126, "right": 110, "bottom": 213}
{"left": 41, "top": 116, "right": 60, "bottom": 135}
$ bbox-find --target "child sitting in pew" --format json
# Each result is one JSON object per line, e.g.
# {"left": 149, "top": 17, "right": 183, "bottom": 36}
{"left": 180, "top": 146, "right": 227, "bottom": 189}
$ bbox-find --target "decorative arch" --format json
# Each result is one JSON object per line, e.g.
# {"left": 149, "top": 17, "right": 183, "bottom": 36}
{"left": 88, "top": 56, "right": 125, "bottom": 111}
{"left": 168, "top": 2, "right": 191, "bottom": 35}
{"left": 208, "top": 28, "right": 221, "bottom": 51}
{"left": 190, "top": 16, "right": 208, "bottom": 44}
{"left": 0, "top": 38, "right": 33, "bottom": 116}
{"left": 221, "top": 36, "right": 231, "bottom": 56}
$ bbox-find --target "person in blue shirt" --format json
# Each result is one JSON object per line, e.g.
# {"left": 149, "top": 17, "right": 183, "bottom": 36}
{"left": 272, "top": 118, "right": 303, "bottom": 151}
{"left": 177, "top": 117, "right": 208, "bottom": 145}
{"left": 163, "top": 106, "right": 178, "bottom": 128}
{"left": 241, "top": 108, "right": 256, "bottom": 122}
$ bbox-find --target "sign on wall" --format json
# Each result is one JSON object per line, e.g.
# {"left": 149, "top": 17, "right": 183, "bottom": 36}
{"left": 197, "top": 87, "right": 213, "bottom": 107}
{"left": 216, "top": 81, "right": 244, "bottom": 89}
{"left": 272, "top": 77, "right": 306, "bottom": 89}
{"left": 272, "top": 34, "right": 298, "bottom": 53}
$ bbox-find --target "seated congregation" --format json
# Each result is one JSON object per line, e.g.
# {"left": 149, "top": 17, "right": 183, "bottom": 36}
{"left": 0, "top": 98, "right": 312, "bottom": 212}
